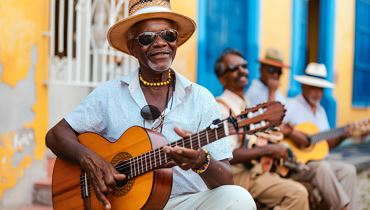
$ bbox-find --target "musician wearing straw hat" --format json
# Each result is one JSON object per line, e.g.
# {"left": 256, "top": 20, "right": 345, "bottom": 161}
{"left": 46, "top": 0, "right": 255, "bottom": 209}
{"left": 281, "top": 62, "right": 358, "bottom": 210}
{"left": 245, "top": 47, "right": 289, "bottom": 105}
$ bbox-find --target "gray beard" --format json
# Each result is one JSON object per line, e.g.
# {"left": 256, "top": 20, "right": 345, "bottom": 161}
{"left": 148, "top": 60, "right": 172, "bottom": 72}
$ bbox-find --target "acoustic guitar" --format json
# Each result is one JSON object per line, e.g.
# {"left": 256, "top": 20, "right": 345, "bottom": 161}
{"left": 284, "top": 118, "right": 370, "bottom": 164}
{"left": 246, "top": 131, "right": 309, "bottom": 178}
{"left": 52, "top": 101, "right": 285, "bottom": 210}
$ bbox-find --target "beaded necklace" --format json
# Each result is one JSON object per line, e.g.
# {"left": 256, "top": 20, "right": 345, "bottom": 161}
{"left": 139, "top": 70, "right": 171, "bottom": 86}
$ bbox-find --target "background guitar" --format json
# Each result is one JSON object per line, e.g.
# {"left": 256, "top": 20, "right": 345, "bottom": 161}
{"left": 52, "top": 101, "right": 285, "bottom": 210}
{"left": 246, "top": 130, "right": 308, "bottom": 177}
{"left": 284, "top": 118, "right": 370, "bottom": 164}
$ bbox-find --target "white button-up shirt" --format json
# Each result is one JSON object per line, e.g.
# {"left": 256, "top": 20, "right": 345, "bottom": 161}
{"left": 216, "top": 90, "right": 249, "bottom": 174}
{"left": 245, "top": 79, "right": 287, "bottom": 105}
{"left": 65, "top": 69, "right": 232, "bottom": 198}
{"left": 284, "top": 94, "right": 330, "bottom": 131}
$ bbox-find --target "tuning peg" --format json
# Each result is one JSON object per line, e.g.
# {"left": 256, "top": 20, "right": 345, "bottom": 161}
{"left": 250, "top": 124, "right": 255, "bottom": 130}
{"left": 258, "top": 108, "right": 264, "bottom": 114}
{"left": 261, "top": 120, "right": 267, "bottom": 127}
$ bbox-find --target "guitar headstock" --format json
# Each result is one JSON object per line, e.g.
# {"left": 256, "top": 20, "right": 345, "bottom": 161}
{"left": 228, "top": 101, "right": 286, "bottom": 135}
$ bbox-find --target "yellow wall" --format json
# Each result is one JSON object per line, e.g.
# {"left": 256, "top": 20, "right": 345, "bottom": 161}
{"left": 260, "top": 0, "right": 292, "bottom": 96}
{"left": 0, "top": 0, "right": 49, "bottom": 198}
{"left": 171, "top": 0, "right": 370, "bottom": 126}
{"left": 172, "top": 0, "right": 197, "bottom": 81}
{"left": 334, "top": 0, "right": 370, "bottom": 125}
{"left": 260, "top": 0, "right": 370, "bottom": 126}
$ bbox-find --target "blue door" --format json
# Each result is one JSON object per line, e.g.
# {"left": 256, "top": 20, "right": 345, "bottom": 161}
{"left": 197, "top": 0, "right": 260, "bottom": 97}
{"left": 352, "top": 0, "right": 370, "bottom": 107}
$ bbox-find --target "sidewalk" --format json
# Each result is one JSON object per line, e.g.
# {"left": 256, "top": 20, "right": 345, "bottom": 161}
{"left": 328, "top": 137, "right": 370, "bottom": 210}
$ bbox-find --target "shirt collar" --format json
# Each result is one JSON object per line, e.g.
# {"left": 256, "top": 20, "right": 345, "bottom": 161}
{"left": 255, "top": 79, "right": 268, "bottom": 90}
{"left": 297, "top": 93, "right": 321, "bottom": 112}
{"left": 221, "top": 89, "right": 248, "bottom": 107}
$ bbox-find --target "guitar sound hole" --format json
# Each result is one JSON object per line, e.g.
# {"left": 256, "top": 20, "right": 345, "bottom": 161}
{"left": 111, "top": 152, "right": 135, "bottom": 196}
{"left": 115, "top": 178, "right": 128, "bottom": 188}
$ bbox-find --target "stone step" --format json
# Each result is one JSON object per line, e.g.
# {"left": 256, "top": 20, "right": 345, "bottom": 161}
{"left": 33, "top": 179, "right": 52, "bottom": 206}
{"left": 32, "top": 156, "right": 55, "bottom": 206}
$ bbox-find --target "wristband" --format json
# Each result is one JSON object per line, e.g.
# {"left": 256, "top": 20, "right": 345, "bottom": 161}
{"left": 192, "top": 148, "right": 211, "bottom": 174}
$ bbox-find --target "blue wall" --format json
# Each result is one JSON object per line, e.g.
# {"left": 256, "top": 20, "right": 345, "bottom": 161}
{"left": 197, "top": 0, "right": 260, "bottom": 97}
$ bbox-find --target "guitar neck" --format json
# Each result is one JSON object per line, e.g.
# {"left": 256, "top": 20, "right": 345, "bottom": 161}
{"left": 117, "top": 123, "right": 228, "bottom": 179}
{"left": 309, "top": 126, "right": 346, "bottom": 144}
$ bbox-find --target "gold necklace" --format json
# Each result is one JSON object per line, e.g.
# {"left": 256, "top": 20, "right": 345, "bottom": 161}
{"left": 139, "top": 71, "right": 172, "bottom": 87}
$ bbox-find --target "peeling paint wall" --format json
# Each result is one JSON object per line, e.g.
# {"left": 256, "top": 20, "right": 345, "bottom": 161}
{"left": 0, "top": 0, "right": 49, "bottom": 206}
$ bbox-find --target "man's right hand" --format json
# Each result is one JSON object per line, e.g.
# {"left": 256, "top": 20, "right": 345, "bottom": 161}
{"left": 78, "top": 149, "right": 126, "bottom": 210}
{"left": 267, "top": 78, "right": 280, "bottom": 93}
{"left": 265, "top": 144, "right": 288, "bottom": 160}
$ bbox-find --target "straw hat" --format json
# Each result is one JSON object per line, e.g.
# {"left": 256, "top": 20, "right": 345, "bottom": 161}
{"left": 294, "top": 62, "right": 334, "bottom": 88}
{"left": 107, "top": 0, "right": 196, "bottom": 55}
{"left": 259, "top": 48, "right": 289, "bottom": 68}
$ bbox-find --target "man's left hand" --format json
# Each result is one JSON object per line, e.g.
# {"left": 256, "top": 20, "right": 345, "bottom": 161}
{"left": 162, "top": 127, "right": 206, "bottom": 170}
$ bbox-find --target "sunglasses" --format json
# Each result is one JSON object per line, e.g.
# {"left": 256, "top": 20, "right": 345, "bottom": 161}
{"left": 223, "top": 63, "right": 248, "bottom": 75}
{"left": 132, "top": 29, "right": 178, "bottom": 46}
{"left": 140, "top": 105, "right": 161, "bottom": 121}
{"left": 140, "top": 105, "right": 164, "bottom": 130}
{"left": 265, "top": 66, "right": 282, "bottom": 75}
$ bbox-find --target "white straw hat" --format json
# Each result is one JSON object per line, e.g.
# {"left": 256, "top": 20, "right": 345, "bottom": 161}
{"left": 107, "top": 0, "right": 196, "bottom": 55}
{"left": 294, "top": 62, "right": 334, "bottom": 88}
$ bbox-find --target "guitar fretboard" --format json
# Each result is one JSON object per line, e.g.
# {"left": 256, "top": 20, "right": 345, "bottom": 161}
{"left": 116, "top": 125, "right": 227, "bottom": 179}
{"left": 309, "top": 126, "right": 346, "bottom": 144}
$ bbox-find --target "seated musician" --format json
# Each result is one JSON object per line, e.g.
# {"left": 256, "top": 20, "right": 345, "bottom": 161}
{"left": 245, "top": 47, "right": 288, "bottom": 106}
{"left": 281, "top": 62, "right": 358, "bottom": 210}
{"left": 215, "top": 48, "right": 309, "bottom": 210}
{"left": 45, "top": 1, "right": 255, "bottom": 209}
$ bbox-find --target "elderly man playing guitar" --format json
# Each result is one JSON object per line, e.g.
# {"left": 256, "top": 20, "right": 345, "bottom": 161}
{"left": 44, "top": 0, "right": 272, "bottom": 210}
{"left": 281, "top": 63, "right": 359, "bottom": 210}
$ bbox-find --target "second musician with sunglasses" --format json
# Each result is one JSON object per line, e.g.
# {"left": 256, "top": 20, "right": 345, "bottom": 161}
{"left": 45, "top": 0, "right": 255, "bottom": 210}
{"left": 245, "top": 48, "right": 288, "bottom": 106}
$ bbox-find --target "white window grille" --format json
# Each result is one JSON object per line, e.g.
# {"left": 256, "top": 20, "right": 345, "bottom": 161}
{"left": 47, "top": 0, "right": 137, "bottom": 87}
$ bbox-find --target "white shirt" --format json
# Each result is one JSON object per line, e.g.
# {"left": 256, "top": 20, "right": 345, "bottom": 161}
{"left": 65, "top": 69, "right": 232, "bottom": 198}
{"left": 284, "top": 94, "right": 330, "bottom": 131}
{"left": 245, "top": 79, "right": 287, "bottom": 105}
{"left": 216, "top": 89, "right": 249, "bottom": 174}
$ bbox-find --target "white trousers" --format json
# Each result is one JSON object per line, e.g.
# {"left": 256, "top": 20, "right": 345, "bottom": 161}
{"left": 163, "top": 185, "right": 256, "bottom": 210}
{"left": 308, "top": 160, "right": 358, "bottom": 210}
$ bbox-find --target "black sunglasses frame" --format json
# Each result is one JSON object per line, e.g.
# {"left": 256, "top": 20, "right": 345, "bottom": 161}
{"left": 265, "top": 66, "right": 282, "bottom": 75}
{"left": 222, "top": 63, "right": 248, "bottom": 76}
{"left": 132, "top": 29, "right": 178, "bottom": 46}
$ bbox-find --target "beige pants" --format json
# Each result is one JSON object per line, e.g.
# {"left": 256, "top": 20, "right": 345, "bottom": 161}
{"left": 234, "top": 164, "right": 309, "bottom": 210}
{"left": 308, "top": 160, "right": 358, "bottom": 210}
{"left": 163, "top": 185, "right": 256, "bottom": 210}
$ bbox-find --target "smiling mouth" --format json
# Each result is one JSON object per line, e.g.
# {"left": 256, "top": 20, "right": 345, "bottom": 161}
{"left": 149, "top": 51, "right": 171, "bottom": 57}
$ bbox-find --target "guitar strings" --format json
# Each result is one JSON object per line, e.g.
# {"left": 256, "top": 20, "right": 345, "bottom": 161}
{"left": 80, "top": 109, "right": 282, "bottom": 183}
{"left": 114, "top": 125, "right": 226, "bottom": 174}
{"left": 112, "top": 111, "right": 281, "bottom": 176}
{"left": 79, "top": 128, "right": 224, "bottom": 185}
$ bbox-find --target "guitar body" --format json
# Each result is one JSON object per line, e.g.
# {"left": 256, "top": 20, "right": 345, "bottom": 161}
{"left": 50, "top": 101, "right": 287, "bottom": 209}
{"left": 284, "top": 122, "right": 329, "bottom": 164}
{"left": 52, "top": 126, "right": 172, "bottom": 210}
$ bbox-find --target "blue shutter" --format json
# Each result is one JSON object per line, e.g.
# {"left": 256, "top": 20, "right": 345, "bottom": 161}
{"left": 318, "top": 0, "right": 337, "bottom": 128}
{"left": 288, "top": 0, "right": 309, "bottom": 97}
{"left": 353, "top": 0, "right": 370, "bottom": 107}
{"left": 197, "top": 0, "right": 260, "bottom": 97}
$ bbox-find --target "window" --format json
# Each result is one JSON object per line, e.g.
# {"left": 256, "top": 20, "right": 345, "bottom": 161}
{"left": 352, "top": 0, "right": 370, "bottom": 107}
